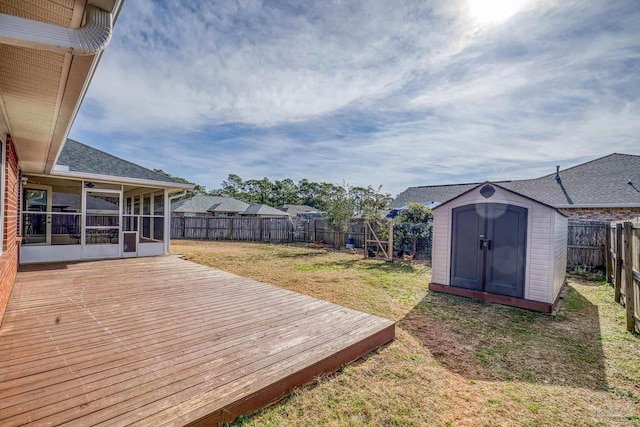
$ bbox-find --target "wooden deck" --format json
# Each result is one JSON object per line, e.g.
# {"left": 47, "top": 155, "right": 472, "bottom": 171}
{"left": 0, "top": 256, "right": 394, "bottom": 426}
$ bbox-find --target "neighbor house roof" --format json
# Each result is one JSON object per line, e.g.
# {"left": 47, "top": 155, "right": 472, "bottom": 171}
{"left": 394, "top": 153, "right": 640, "bottom": 209}
{"left": 276, "top": 204, "right": 318, "bottom": 216}
{"left": 208, "top": 199, "right": 252, "bottom": 214}
{"left": 53, "top": 139, "right": 189, "bottom": 187}
{"left": 53, "top": 192, "right": 119, "bottom": 211}
{"left": 393, "top": 183, "right": 484, "bottom": 208}
{"left": 172, "top": 195, "right": 250, "bottom": 214}
{"left": 243, "top": 204, "right": 291, "bottom": 216}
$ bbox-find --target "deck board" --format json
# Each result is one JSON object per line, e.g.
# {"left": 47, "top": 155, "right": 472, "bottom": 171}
{"left": 0, "top": 256, "right": 394, "bottom": 426}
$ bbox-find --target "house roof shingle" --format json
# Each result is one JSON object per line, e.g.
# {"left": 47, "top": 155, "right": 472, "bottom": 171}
{"left": 55, "top": 139, "right": 185, "bottom": 186}
{"left": 276, "top": 204, "right": 318, "bottom": 216}
{"left": 243, "top": 204, "right": 290, "bottom": 216}
{"left": 393, "top": 153, "right": 640, "bottom": 208}
{"left": 172, "top": 195, "right": 250, "bottom": 214}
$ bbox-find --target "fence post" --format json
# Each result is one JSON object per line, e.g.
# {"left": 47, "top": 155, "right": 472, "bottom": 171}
{"left": 615, "top": 223, "right": 623, "bottom": 303}
{"left": 388, "top": 219, "right": 394, "bottom": 260}
{"left": 605, "top": 223, "right": 612, "bottom": 284}
{"left": 624, "top": 222, "right": 635, "bottom": 332}
{"left": 363, "top": 222, "right": 368, "bottom": 259}
{"left": 182, "top": 217, "right": 186, "bottom": 238}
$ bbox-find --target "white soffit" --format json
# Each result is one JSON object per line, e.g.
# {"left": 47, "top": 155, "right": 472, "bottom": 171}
{"left": 0, "top": 0, "right": 116, "bottom": 174}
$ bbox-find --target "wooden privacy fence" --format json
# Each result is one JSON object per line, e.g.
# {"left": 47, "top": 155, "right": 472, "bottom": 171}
{"left": 170, "top": 216, "right": 367, "bottom": 246}
{"left": 171, "top": 216, "right": 293, "bottom": 243}
{"left": 291, "top": 219, "right": 366, "bottom": 247}
{"left": 607, "top": 218, "right": 640, "bottom": 333}
{"left": 567, "top": 221, "right": 608, "bottom": 271}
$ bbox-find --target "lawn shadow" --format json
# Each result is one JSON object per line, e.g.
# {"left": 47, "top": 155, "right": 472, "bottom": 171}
{"left": 273, "top": 251, "right": 328, "bottom": 259}
{"left": 299, "top": 257, "right": 424, "bottom": 274}
{"left": 399, "top": 284, "right": 608, "bottom": 391}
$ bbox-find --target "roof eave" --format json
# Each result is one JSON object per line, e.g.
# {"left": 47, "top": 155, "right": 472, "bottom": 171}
{"left": 555, "top": 203, "right": 640, "bottom": 209}
{"left": 46, "top": 0, "right": 125, "bottom": 174}
{"left": 47, "top": 170, "right": 194, "bottom": 189}
{"left": 433, "top": 181, "right": 565, "bottom": 214}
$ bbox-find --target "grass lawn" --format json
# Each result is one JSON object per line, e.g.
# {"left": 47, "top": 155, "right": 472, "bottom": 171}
{"left": 172, "top": 240, "right": 640, "bottom": 426}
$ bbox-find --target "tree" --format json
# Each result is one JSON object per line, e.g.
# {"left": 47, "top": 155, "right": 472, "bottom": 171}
{"left": 393, "top": 202, "right": 433, "bottom": 255}
{"left": 244, "top": 177, "right": 273, "bottom": 204}
{"left": 219, "top": 174, "right": 245, "bottom": 199}
{"left": 153, "top": 169, "right": 207, "bottom": 201}
{"left": 324, "top": 184, "right": 356, "bottom": 249}
{"left": 352, "top": 185, "right": 392, "bottom": 224}
{"left": 271, "top": 178, "right": 301, "bottom": 206}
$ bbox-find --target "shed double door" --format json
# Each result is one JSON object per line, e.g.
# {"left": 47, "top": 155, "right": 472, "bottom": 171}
{"left": 450, "top": 203, "right": 527, "bottom": 298}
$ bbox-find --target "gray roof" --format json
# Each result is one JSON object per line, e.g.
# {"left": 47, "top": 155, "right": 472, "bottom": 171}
{"left": 393, "top": 183, "right": 483, "bottom": 208}
{"left": 276, "top": 204, "right": 318, "bottom": 215}
{"left": 172, "top": 195, "right": 249, "bottom": 213}
{"left": 208, "top": 199, "right": 252, "bottom": 213}
{"left": 56, "top": 139, "right": 184, "bottom": 185}
{"left": 243, "top": 204, "right": 290, "bottom": 216}
{"left": 52, "top": 192, "right": 119, "bottom": 211}
{"left": 394, "top": 153, "right": 640, "bottom": 208}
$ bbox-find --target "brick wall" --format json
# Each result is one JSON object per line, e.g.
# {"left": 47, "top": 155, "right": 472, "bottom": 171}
{"left": 0, "top": 136, "right": 20, "bottom": 326}
{"left": 560, "top": 207, "right": 640, "bottom": 222}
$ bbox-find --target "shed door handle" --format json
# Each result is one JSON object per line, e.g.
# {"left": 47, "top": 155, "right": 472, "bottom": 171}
{"left": 479, "top": 239, "right": 492, "bottom": 250}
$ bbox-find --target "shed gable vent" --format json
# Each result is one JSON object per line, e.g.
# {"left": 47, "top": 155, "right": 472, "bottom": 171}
{"left": 479, "top": 184, "right": 495, "bottom": 198}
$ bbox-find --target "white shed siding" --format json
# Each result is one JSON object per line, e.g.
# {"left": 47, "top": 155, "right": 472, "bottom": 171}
{"left": 431, "top": 207, "right": 450, "bottom": 285}
{"left": 551, "top": 212, "right": 568, "bottom": 302}
{"left": 430, "top": 183, "right": 565, "bottom": 305}
{"left": 527, "top": 207, "right": 552, "bottom": 303}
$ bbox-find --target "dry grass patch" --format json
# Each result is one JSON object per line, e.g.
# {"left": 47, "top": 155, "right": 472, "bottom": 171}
{"left": 172, "top": 240, "right": 428, "bottom": 321}
{"left": 172, "top": 241, "right": 640, "bottom": 426}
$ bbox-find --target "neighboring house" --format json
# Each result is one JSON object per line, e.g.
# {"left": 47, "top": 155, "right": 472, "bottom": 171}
{"left": 172, "top": 195, "right": 250, "bottom": 217}
{"left": 242, "top": 204, "right": 291, "bottom": 218}
{"left": 0, "top": 1, "right": 192, "bottom": 324}
{"left": 394, "top": 153, "right": 640, "bottom": 221}
{"left": 276, "top": 204, "right": 319, "bottom": 216}
{"left": 173, "top": 196, "right": 291, "bottom": 218}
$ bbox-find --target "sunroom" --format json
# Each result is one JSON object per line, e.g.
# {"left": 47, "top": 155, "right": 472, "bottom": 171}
{"left": 19, "top": 139, "right": 192, "bottom": 264}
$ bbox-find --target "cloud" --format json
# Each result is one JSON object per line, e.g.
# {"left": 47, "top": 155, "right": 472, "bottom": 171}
{"left": 71, "top": 0, "right": 640, "bottom": 195}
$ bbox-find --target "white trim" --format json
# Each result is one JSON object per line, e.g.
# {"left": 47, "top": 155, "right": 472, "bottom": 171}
{"left": 47, "top": 170, "right": 193, "bottom": 189}
{"left": 164, "top": 188, "right": 171, "bottom": 255}
{"left": 47, "top": 0, "right": 125, "bottom": 173}
{"left": 0, "top": 6, "right": 112, "bottom": 56}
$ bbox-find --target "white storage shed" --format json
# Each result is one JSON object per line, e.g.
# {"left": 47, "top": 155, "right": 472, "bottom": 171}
{"left": 430, "top": 182, "right": 568, "bottom": 313}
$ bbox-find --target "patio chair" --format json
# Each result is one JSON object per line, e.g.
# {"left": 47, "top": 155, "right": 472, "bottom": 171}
{"left": 107, "top": 229, "right": 119, "bottom": 243}
{"left": 68, "top": 226, "right": 81, "bottom": 243}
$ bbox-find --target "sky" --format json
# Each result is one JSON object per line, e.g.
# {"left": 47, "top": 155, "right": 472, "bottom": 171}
{"left": 70, "top": 0, "right": 640, "bottom": 196}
